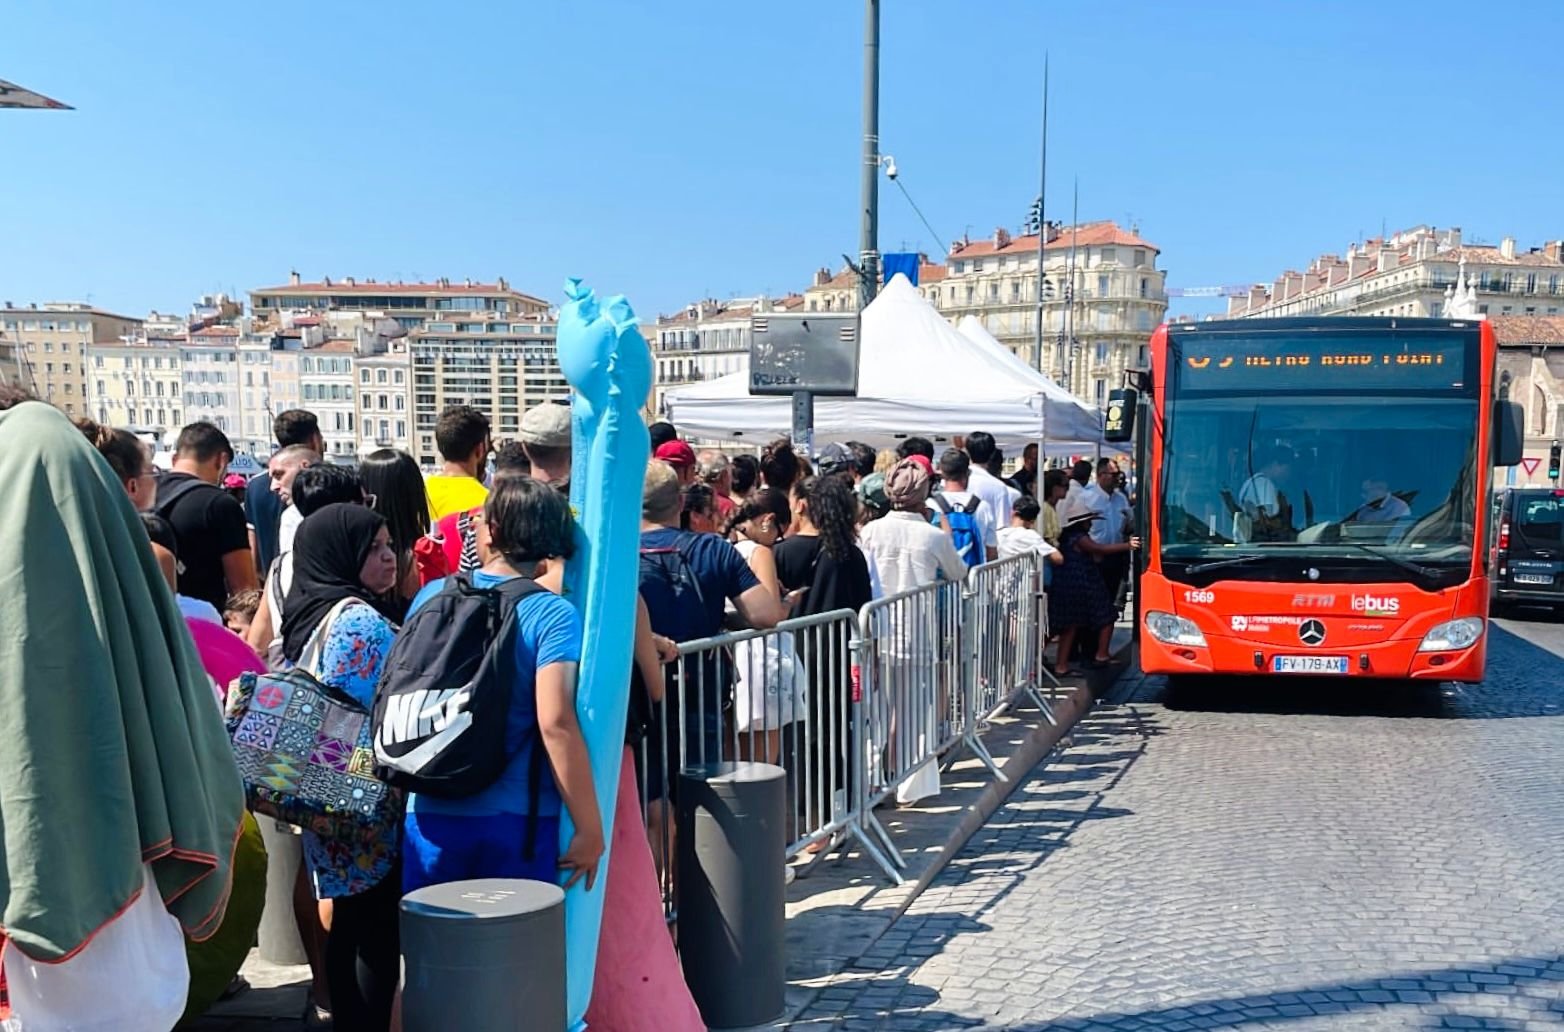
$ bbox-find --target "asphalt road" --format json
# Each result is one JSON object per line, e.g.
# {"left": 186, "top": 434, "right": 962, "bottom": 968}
{"left": 790, "top": 608, "right": 1564, "bottom": 1031}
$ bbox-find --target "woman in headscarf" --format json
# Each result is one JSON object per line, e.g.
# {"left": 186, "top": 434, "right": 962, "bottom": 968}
{"left": 279, "top": 502, "right": 403, "bottom": 1032}
{"left": 0, "top": 401, "right": 246, "bottom": 1031}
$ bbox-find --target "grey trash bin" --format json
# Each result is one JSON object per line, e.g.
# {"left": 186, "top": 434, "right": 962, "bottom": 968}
{"left": 400, "top": 878, "right": 566, "bottom": 1032}
{"left": 677, "top": 761, "right": 786, "bottom": 1029}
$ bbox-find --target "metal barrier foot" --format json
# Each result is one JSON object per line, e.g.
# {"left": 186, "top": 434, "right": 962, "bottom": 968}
{"left": 1024, "top": 684, "right": 1058, "bottom": 725}
{"left": 955, "top": 731, "right": 1008, "bottom": 783}
{"left": 850, "top": 821, "right": 906, "bottom": 886}
{"left": 862, "top": 810, "right": 907, "bottom": 871}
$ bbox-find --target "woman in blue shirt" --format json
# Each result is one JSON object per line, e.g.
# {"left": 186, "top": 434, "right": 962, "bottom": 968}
{"left": 402, "top": 476, "right": 604, "bottom": 895}
{"left": 280, "top": 504, "right": 402, "bottom": 1031}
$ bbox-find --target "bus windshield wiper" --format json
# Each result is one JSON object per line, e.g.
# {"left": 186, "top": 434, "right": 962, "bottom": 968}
{"left": 1336, "top": 542, "right": 1439, "bottom": 580}
{"left": 1183, "top": 553, "right": 1269, "bottom": 575}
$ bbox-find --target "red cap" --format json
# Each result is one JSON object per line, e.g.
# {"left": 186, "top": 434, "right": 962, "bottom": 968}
{"left": 222, "top": 473, "right": 247, "bottom": 489}
{"left": 654, "top": 440, "right": 697, "bottom": 468}
{"left": 906, "top": 454, "right": 934, "bottom": 475}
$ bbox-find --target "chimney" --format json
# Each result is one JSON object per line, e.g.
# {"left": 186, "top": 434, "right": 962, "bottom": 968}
{"left": 993, "top": 227, "right": 1010, "bottom": 248}
{"left": 1545, "top": 241, "right": 1564, "bottom": 264}
{"left": 289, "top": 269, "right": 301, "bottom": 286}
{"left": 1349, "top": 253, "right": 1373, "bottom": 279}
{"left": 345, "top": 276, "right": 356, "bottom": 287}
{"left": 1501, "top": 237, "right": 1516, "bottom": 259}
{"left": 813, "top": 267, "right": 831, "bottom": 287}
{"left": 1376, "top": 250, "right": 1397, "bottom": 273}
{"left": 1248, "top": 285, "right": 1269, "bottom": 310}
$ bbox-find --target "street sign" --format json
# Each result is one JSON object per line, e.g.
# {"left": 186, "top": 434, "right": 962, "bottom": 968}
{"left": 1521, "top": 457, "right": 1541, "bottom": 476}
{"left": 1103, "top": 388, "right": 1137, "bottom": 443}
{"left": 748, "top": 313, "right": 860, "bottom": 397}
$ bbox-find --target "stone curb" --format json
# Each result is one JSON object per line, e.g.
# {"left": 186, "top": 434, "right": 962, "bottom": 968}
{"left": 884, "top": 682, "right": 1096, "bottom": 923}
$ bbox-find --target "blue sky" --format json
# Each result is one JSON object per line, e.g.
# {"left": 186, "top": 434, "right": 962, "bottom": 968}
{"left": 4, "top": 0, "right": 1563, "bottom": 322}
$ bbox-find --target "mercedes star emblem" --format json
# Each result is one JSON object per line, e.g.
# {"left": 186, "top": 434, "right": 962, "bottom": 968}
{"left": 1298, "top": 619, "right": 1327, "bottom": 646}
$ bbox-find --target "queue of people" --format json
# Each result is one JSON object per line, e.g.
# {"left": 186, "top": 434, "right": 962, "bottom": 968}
{"left": 0, "top": 379, "right": 1135, "bottom": 1031}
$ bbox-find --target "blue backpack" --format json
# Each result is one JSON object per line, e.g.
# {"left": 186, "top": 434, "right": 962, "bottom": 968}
{"left": 930, "top": 493, "right": 986, "bottom": 569}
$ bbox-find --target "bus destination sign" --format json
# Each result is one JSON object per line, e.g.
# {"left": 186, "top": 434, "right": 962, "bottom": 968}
{"left": 1172, "top": 334, "right": 1469, "bottom": 393}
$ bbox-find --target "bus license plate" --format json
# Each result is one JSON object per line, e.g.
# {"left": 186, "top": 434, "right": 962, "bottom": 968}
{"left": 1272, "top": 655, "right": 1349, "bottom": 675}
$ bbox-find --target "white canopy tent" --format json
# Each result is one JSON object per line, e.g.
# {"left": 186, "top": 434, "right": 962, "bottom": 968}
{"left": 663, "top": 275, "right": 1103, "bottom": 451}
{"left": 954, "top": 315, "right": 1105, "bottom": 448}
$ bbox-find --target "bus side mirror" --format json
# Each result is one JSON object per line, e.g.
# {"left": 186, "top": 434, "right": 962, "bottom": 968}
{"left": 1104, "top": 388, "right": 1137, "bottom": 444}
{"left": 1494, "top": 400, "right": 1524, "bottom": 466}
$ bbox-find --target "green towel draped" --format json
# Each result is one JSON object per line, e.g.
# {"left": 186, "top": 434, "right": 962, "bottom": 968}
{"left": 0, "top": 402, "right": 246, "bottom": 961}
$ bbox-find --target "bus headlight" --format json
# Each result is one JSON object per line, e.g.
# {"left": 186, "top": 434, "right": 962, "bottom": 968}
{"left": 1418, "top": 617, "right": 1484, "bottom": 652}
{"left": 1145, "top": 611, "right": 1208, "bottom": 647}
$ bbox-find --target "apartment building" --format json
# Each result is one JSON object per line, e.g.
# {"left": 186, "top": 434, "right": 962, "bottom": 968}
{"left": 251, "top": 275, "right": 549, "bottom": 331}
{"left": 180, "top": 324, "right": 244, "bottom": 441}
{"left": 409, "top": 318, "right": 567, "bottom": 468}
{"left": 1493, "top": 315, "right": 1564, "bottom": 484}
{"left": 355, "top": 342, "right": 413, "bottom": 456}
{"left": 936, "top": 222, "right": 1167, "bottom": 407}
{"left": 1227, "top": 226, "right": 1564, "bottom": 321}
{"left": 0, "top": 301, "right": 143, "bottom": 417}
{"left": 88, "top": 335, "right": 183, "bottom": 439}
{"left": 649, "top": 300, "right": 757, "bottom": 417}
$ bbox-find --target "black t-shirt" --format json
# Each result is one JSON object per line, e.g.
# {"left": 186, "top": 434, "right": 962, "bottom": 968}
{"left": 774, "top": 534, "right": 873, "bottom": 619}
{"left": 158, "top": 472, "right": 251, "bottom": 610}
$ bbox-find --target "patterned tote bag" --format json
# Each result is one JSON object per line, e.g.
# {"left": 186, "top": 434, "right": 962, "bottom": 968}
{"left": 224, "top": 600, "right": 398, "bottom": 839}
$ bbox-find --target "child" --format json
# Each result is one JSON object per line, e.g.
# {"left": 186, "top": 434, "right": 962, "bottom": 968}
{"left": 223, "top": 589, "right": 262, "bottom": 639}
{"left": 997, "top": 496, "right": 1063, "bottom": 566}
{"left": 400, "top": 476, "right": 604, "bottom": 896}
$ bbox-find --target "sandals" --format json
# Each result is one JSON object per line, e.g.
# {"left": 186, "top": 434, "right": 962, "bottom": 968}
{"left": 303, "top": 997, "right": 334, "bottom": 1031}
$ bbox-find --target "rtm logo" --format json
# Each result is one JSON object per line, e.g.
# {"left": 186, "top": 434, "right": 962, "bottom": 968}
{"left": 1351, "top": 593, "right": 1401, "bottom": 616}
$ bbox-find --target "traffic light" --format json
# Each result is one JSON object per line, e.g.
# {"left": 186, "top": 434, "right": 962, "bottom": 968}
{"left": 1549, "top": 440, "right": 1562, "bottom": 481}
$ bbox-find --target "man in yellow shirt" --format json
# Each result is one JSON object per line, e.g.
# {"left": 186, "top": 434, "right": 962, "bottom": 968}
{"left": 425, "top": 405, "right": 492, "bottom": 520}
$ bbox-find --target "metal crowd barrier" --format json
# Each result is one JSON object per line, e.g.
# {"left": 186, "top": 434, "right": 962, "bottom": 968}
{"left": 964, "top": 552, "right": 1056, "bottom": 726}
{"left": 633, "top": 551, "right": 1052, "bottom": 898}
{"left": 855, "top": 577, "right": 966, "bottom": 879}
{"left": 633, "top": 609, "right": 864, "bottom": 914}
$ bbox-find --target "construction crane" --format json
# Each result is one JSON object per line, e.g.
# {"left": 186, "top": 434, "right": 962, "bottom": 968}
{"left": 1165, "top": 285, "right": 1257, "bottom": 298}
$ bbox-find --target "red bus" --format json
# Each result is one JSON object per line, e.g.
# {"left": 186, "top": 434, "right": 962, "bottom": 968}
{"left": 1134, "top": 317, "right": 1522, "bottom": 682}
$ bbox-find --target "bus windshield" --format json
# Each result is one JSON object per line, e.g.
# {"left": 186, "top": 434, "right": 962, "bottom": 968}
{"left": 1160, "top": 395, "right": 1479, "bottom": 570}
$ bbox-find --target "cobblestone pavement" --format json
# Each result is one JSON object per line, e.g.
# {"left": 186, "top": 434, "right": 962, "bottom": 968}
{"left": 787, "top": 611, "right": 1564, "bottom": 1030}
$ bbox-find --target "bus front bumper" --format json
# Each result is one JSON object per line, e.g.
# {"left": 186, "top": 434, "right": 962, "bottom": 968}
{"left": 1138, "top": 628, "right": 1487, "bottom": 683}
